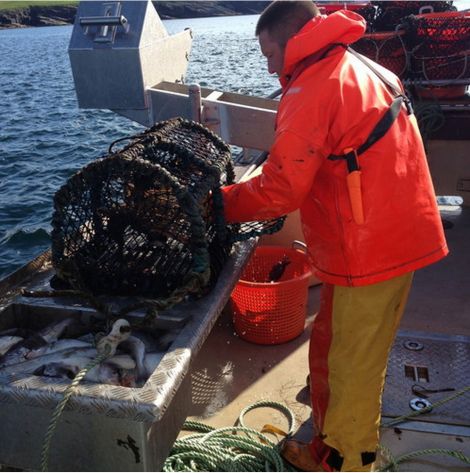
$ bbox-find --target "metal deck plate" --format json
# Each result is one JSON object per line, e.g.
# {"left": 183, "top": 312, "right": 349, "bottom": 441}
{"left": 383, "top": 330, "right": 470, "bottom": 428}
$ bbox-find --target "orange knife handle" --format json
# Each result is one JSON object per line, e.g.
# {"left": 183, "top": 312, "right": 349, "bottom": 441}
{"left": 346, "top": 170, "right": 364, "bottom": 225}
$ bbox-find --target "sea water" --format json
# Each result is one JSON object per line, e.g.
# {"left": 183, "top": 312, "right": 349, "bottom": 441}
{"left": 0, "top": 15, "right": 277, "bottom": 277}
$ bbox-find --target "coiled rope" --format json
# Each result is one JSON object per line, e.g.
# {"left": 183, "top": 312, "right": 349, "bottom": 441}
{"left": 164, "top": 387, "right": 470, "bottom": 472}
{"left": 163, "top": 400, "right": 297, "bottom": 472}
{"left": 413, "top": 99, "right": 445, "bottom": 145}
{"left": 40, "top": 319, "right": 131, "bottom": 472}
{"left": 379, "top": 385, "right": 470, "bottom": 471}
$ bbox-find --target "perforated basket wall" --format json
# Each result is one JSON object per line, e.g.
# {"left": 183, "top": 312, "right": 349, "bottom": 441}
{"left": 351, "top": 30, "right": 408, "bottom": 77}
{"left": 402, "top": 11, "right": 470, "bottom": 81}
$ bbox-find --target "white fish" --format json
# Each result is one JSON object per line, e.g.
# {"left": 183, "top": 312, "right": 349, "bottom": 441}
{"left": 25, "top": 339, "right": 92, "bottom": 360}
{"left": 2, "top": 346, "right": 136, "bottom": 380}
{"left": 134, "top": 328, "right": 179, "bottom": 352}
{"left": 37, "top": 318, "right": 74, "bottom": 344}
{"left": 0, "top": 336, "right": 23, "bottom": 356}
{"left": 119, "top": 336, "right": 146, "bottom": 382}
{"left": 143, "top": 351, "right": 165, "bottom": 379}
{"left": 106, "top": 354, "right": 136, "bottom": 370}
{"left": 38, "top": 361, "right": 121, "bottom": 385}
{"left": 0, "top": 318, "right": 75, "bottom": 367}
{"left": 0, "top": 347, "right": 98, "bottom": 376}
{"left": 156, "top": 329, "right": 179, "bottom": 351}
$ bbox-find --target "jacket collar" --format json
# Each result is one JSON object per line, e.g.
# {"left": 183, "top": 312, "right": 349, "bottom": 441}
{"left": 280, "top": 10, "right": 366, "bottom": 87}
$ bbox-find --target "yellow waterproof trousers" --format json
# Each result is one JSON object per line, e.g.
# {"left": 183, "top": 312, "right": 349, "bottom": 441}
{"left": 308, "top": 272, "right": 414, "bottom": 471}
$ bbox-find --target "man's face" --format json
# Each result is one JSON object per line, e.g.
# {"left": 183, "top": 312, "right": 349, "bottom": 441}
{"left": 259, "top": 29, "right": 285, "bottom": 76}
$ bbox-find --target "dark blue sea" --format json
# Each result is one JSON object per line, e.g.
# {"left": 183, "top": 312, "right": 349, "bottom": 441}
{"left": 0, "top": 14, "right": 278, "bottom": 278}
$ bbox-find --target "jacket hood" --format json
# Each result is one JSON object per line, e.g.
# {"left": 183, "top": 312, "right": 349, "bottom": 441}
{"left": 282, "top": 10, "right": 366, "bottom": 78}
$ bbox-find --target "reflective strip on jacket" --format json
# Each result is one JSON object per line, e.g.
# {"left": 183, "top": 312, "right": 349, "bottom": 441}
{"left": 222, "top": 10, "right": 448, "bottom": 287}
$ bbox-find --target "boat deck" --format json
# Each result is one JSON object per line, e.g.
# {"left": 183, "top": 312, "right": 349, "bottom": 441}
{"left": 185, "top": 205, "right": 470, "bottom": 471}
{"left": 0, "top": 188, "right": 467, "bottom": 472}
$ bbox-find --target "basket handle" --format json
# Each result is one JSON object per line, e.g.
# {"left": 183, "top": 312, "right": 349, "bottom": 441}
{"left": 292, "top": 240, "right": 308, "bottom": 253}
{"left": 418, "top": 6, "right": 434, "bottom": 15}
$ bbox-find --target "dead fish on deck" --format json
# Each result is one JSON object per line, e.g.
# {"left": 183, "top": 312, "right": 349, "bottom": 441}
{"left": 0, "top": 327, "right": 34, "bottom": 338}
{"left": 35, "top": 361, "right": 122, "bottom": 385}
{"left": 143, "top": 351, "right": 165, "bottom": 379}
{"left": 0, "top": 347, "right": 98, "bottom": 376}
{"left": 24, "top": 339, "right": 92, "bottom": 360}
{"left": 0, "top": 336, "right": 24, "bottom": 356}
{"left": 154, "top": 329, "right": 180, "bottom": 351}
{"left": 132, "top": 330, "right": 161, "bottom": 352}
{"left": 119, "top": 335, "right": 146, "bottom": 382}
{"left": 0, "top": 318, "right": 74, "bottom": 367}
{"left": 132, "top": 327, "right": 179, "bottom": 351}
{"left": 34, "top": 352, "right": 137, "bottom": 385}
{"left": 2, "top": 345, "right": 136, "bottom": 378}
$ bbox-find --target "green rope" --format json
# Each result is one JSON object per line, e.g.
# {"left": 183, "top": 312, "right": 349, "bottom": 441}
{"left": 237, "top": 399, "right": 296, "bottom": 436}
{"left": 382, "top": 385, "right": 470, "bottom": 427}
{"left": 379, "top": 446, "right": 470, "bottom": 472}
{"left": 378, "top": 385, "right": 470, "bottom": 471}
{"left": 163, "top": 401, "right": 297, "bottom": 472}
{"left": 40, "top": 347, "right": 111, "bottom": 471}
{"left": 413, "top": 99, "right": 445, "bottom": 146}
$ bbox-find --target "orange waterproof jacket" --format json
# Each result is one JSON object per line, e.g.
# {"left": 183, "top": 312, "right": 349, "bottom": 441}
{"left": 222, "top": 11, "right": 448, "bottom": 286}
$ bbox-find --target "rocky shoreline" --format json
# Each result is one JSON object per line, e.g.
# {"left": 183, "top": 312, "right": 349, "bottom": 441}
{"left": 0, "top": 1, "right": 268, "bottom": 29}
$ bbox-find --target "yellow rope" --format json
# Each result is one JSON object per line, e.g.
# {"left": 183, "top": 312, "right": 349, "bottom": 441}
{"left": 40, "top": 319, "right": 131, "bottom": 471}
{"left": 40, "top": 349, "right": 111, "bottom": 471}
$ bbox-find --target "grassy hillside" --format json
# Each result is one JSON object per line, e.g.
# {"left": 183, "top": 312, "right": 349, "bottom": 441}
{"left": 0, "top": 1, "right": 78, "bottom": 11}
{"left": 0, "top": 1, "right": 267, "bottom": 27}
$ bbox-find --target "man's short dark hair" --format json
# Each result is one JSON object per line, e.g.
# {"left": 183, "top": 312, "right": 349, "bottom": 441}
{"left": 256, "top": 1, "right": 319, "bottom": 47}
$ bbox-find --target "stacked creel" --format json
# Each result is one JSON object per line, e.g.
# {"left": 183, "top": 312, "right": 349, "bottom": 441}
{"left": 372, "top": 1, "right": 455, "bottom": 31}
{"left": 401, "top": 10, "right": 470, "bottom": 98}
{"left": 321, "top": 1, "right": 469, "bottom": 98}
{"left": 320, "top": 1, "right": 408, "bottom": 77}
{"left": 318, "top": 1, "right": 377, "bottom": 32}
{"left": 351, "top": 30, "right": 408, "bottom": 78}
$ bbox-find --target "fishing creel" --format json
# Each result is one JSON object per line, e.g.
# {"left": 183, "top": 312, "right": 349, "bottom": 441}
{"left": 319, "top": 2, "right": 377, "bottom": 32}
{"left": 402, "top": 11, "right": 470, "bottom": 82}
{"left": 51, "top": 118, "right": 284, "bottom": 299}
{"left": 372, "top": 1, "right": 455, "bottom": 31}
{"left": 351, "top": 30, "right": 408, "bottom": 77}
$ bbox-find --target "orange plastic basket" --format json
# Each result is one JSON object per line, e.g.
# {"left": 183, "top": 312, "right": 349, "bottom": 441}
{"left": 231, "top": 246, "right": 312, "bottom": 345}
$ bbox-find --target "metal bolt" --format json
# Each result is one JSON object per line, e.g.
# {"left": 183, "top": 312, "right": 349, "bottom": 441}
{"left": 404, "top": 340, "right": 424, "bottom": 351}
{"left": 409, "top": 397, "right": 432, "bottom": 412}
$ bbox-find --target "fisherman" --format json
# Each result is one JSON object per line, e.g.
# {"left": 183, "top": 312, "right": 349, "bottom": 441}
{"left": 221, "top": 1, "right": 448, "bottom": 471}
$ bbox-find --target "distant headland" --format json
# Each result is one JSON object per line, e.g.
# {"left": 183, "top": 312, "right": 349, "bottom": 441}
{"left": 0, "top": 1, "right": 269, "bottom": 29}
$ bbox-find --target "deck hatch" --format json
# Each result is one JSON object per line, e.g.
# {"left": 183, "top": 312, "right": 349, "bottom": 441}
{"left": 404, "top": 364, "right": 430, "bottom": 383}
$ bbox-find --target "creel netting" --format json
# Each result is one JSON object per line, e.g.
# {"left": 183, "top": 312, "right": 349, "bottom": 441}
{"left": 351, "top": 30, "right": 408, "bottom": 77}
{"left": 51, "top": 118, "right": 284, "bottom": 299}
{"left": 372, "top": 1, "right": 455, "bottom": 31}
{"left": 402, "top": 11, "right": 470, "bottom": 81}
{"left": 320, "top": 2, "right": 377, "bottom": 32}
